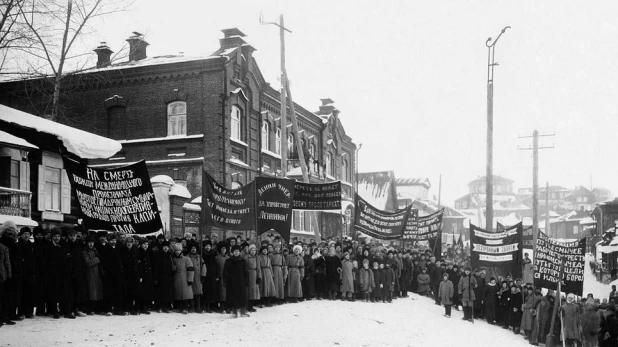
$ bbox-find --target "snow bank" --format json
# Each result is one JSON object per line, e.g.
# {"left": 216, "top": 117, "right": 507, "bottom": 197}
{"left": 169, "top": 184, "right": 191, "bottom": 199}
{"left": 0, "top": 105, "right": 122, "bottom": 159}
{"left": 1, "top": 293, "right": 532, "bottom": 347}
{"left": 583, "top": 253, "right": 611, "bottom": 298}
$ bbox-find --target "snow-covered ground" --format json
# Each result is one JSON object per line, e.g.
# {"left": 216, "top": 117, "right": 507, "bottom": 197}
{"left": 4, "top": 294, "right": 532, "bottom": 347}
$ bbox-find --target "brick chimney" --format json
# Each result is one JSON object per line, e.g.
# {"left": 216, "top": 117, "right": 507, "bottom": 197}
{"left": 93, "top": 42, "right": 113, "bottom": 68}
{"left": 219, "top": 28, "right": 247, "bottom": 51}
{"left": 317, "top": 98, "right": 338, "bottom": 115}
{"left": 126, "top": 32, "right": 149, "bottom": 62}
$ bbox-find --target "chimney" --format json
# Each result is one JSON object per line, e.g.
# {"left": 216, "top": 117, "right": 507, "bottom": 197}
{"left": 93, "top": 42, "right": 113, "bottom": 68}
{"left": 219, "top": 28, "right": 247, "bottom": 51}
{"left": 126, "top": 32, "right": 149, "bottom": 62}
{"left": 317, "top": 98, "right": 337, "bottom": 115}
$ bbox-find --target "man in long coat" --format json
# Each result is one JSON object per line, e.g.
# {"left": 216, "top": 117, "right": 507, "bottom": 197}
{"left": 171, "top": 243, "right": 194, "bottom": 314}
{"left": 530, "top": 292, "right": 551, "bottom": 346}
{"left": 0, "top": 223, "right": 21, "bottom": 322}
{"left": 82, "top": 236, "right": 104, "bottom": 314}
{"left": 325, "top": 246, "right": 342, "bottom": 300}
{"left": 458, "top": 266, "right": 477, "bottom": 322}
{"left": 520, "top": 286, "right": 539, "bottom": 339}
{"left": 258, "top": 246, "right": 276, "bottom": 306}
{"left": 46, "top": 229, "right": 74, "bottom": 319}
{"left": 560, "top": 293, "right": 582, "bottom": 347}
{"left": 201, "top": 241, "right": 219, "bottom": 312}
{"left": 0, "top": 222, "right": 13, "bottom": 326}
{"left": 245, "top": 244, "right": 260, "bottom": 312}
{"left": 269, "top": 243, "right": 287, "bottom": 304}
{"left": 223, "top": 245, "right": 249, "bottom": 318}
{"left": 215, "top": 242, "right": 229, "bottom": 312}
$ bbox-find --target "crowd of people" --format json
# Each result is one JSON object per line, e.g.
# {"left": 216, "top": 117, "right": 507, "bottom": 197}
{"left": 1, "top": 219, "right": 618, "bottom": 346}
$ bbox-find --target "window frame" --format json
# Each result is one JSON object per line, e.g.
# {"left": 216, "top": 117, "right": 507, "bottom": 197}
{"left": 167, "top": 101, "right": 187, "bottom": 137}
{"left": 10, "top": 159, "right": 19, "bottom": 189}
{"left": 44, "top": 166, "right": 61, "bottom": 211}
{"left": 261, "top": 120, "right": 270, "bottom": 151}
{"left": 231, "top": 105, "right": 242, "bottom": 141}
{"left": 275, "top": 127, "right": 281, "bottom": 154}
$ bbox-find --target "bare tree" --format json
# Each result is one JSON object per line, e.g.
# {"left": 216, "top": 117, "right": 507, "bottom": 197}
{"left": 17, "top": 0, "right": 130, "bottom": 120}
{"left": 0, "top": 0, "right": 35, "bottom": 71}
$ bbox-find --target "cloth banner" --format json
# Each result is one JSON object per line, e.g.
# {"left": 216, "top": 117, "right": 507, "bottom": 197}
{"left": 63, "top": 158, "right": 163, "bottom": 234}
{"left": 293, "top": 181, "right": 341, "bottom": 210}
{"left": 533, "top": 231, "right": 585, "bottom": 296}
{"left": 470, "top": 222, "right": 523, "bottom": 279}
{"left": 255, "top": 177, "right": 295, "bottom": 242}
{"left": 401, "top": 208, "right": 419, "bottom": 239}
{"left": 354, "top": 194, "right": 411, "bottom": 240}
{"left": 202, "top": 171, "right": 255, "bottom": 230}
{"left": 499, "top": 222, "right": 533, "bottom": 249}
{"left": 415, "top": 209, "right": 444, "bottom": 241}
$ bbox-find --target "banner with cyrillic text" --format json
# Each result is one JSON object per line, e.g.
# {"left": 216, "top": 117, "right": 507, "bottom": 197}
{"left": 354, "top": 194, "right": 411, "bottom": 240}
{"left": 470, "top": 222, "right": 523, "bottom": 278}
{"left": 256, "top": 177, "right": 295, "bottom": 242}
{"left": 533, "top": 231, "right": 585, "bottom": 296}
{"left": 415, "top": 209, "right": 444, "bottom": 241}
{"left": 293, "top": 181, "right": 341, "bottom": 210}
{"left": 63, "top": 158, "right": 163, "bottom": 234}
{"left": 498, "top": 222, "right": 533, "bottom": 249}
{"left": 202, "top": 170, "right": 255, "bottom": 230}
{"left": 401, "top": 208, "right": 419, "bottom": 240}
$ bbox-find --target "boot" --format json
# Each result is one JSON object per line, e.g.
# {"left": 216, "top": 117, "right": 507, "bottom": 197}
{"left": 235, "top": 309, "right": 240, "bottom": 318}
{"left": 461, "top": 307, "right": 469, "bottom": 320}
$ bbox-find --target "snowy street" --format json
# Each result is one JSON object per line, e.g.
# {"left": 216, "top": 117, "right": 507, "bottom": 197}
{"left": 2, "top": 294, "right": 532, "bottom": 347}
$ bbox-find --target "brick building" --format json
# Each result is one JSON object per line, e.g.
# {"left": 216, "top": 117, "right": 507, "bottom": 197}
{"left": 0, "top": 28, "right": 357, "bottom": 240}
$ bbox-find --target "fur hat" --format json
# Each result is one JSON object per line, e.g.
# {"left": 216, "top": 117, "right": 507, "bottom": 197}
{"left": 241, "top": 241, "right": 250, "bottom": 248}
{"left": 203, "top": 240, "right": 212, "bottom": 247}
{"left": 217, "top": 241, "right": 229, "bottom": 253}
{"left": 18, "top": 226, "right": 31, "bottom": 236}
{"left": 50, "top": 228, "right": 62, "bottom": 237}
{"left": 231, "top": 245, "right": 242, "bottom": 253}
{"left": 161, "top": 241, "right": 170, "bottom": 248}
{"left": 260, "top": 245, "right": 268, "bottom": 253}
{"left": 248, "top": 244, "right": 257, "bottom": 252}
{"left": 33, "top": 226, "right": 44, "bottom": 236}
{"left": 139, "top": 238, "right": 149, "bottom": 245}
{"left": 172, "top": 243, "right": 183, "bottom": 252}
{"left": 443, "top": 272, "right": 449, "bottom": 278}
{"left": 0, "top": 221, "right": 17, "bottom": 235}
{"left": 293, "top": 244, "right": 302, "bottom": 253}
{"left": 86, "top": 236, "right": 96, "bottom": 243}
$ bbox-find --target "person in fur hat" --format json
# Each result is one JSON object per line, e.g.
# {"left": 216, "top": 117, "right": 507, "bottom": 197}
{"left": 458, "top": 266, "right": 477, "bottom": 322}
{"left": 312, "top": 248, "right": 327, "bottom": 300}
{"left": 560, "top": 293, "right": 583, "bottom": 346}
{"left": 171, "top": 243, "right": 194, "bottom": 314}
{"left": 223, "top": 245, "right": 249, "bottom": 318}
{"left": 483, "top": 277, "right": 499, "bottom": 324}
{"left": 417, "top": 267, "right": 431, "bottom": 297}
{"left": 215, "top": 242, "right": 229, "bottom": 313}
{"left": 438, "top": 272, "right": 454, "bottom": 318}
{"left": 201, "top": 240, "right": 220, "bottom": 313}
{"left": 508, "top": 284, "right": 523, "bottom": 333}
{"left": 340, "top": 251, "right": 354, "bottom": 301}
{"left": 358, "top": 259, "right": 375, "bottom": 302}
{"left": 371, "top": 261, "right": 382, "bottom": 302}
{"left": 286, "top": 244, "right": 304, "bottom": 302}
{"left": 245, "top": 244, "right": 260, "bottom": 312}
{"left": 152, "top": 241, "right": 174, "bottom": 313}
{"left": 302, "top": 246, "right": 316, "bottom": 300}
{"left": 0, "top": 221, "right": 14, "bottom": 325}
{"left": 257, "top": 246, "right": 276, "bottom": 307}
{"left": 187, "top": 245, "right": 206, "bottom": 314}
{"left": 0, "top": 221, "right": 22, "bottom": 322}
{"left": 325, "top": 246, "right": 342, "bottom": 300}
{"left": 269, "top": 243, "right": 287, "bottom": 304}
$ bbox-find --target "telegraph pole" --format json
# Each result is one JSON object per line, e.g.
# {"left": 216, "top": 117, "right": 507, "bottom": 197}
{"left": 546, "top": 181, "right": 550, "bottom": 237}
{"left": 518, "top": 130, "right": 555, "bottom": 249}
{"left": 485, "top": 26, "right": 510, "bottom": 231}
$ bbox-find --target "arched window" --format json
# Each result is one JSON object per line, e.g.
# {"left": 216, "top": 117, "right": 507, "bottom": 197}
{"left": 330, "top": 153, "right": 335, "bottom": 177}
{"left": 325, "top": 153, "right": 332, "bottom": 177}
{"left": 167, "top": 101, "right": 186, "bottom": 136}
{"left": 261, "top": 121, "right": 270, "bottom": 150}
{"left": 287, "top": 133, "right": 294, "bottom": 154}
{"left": 309, "top": 143, "right": 315, "bottom": 158}
{"left": 342, "top": 159, "right": 348, "bottom": 182}
{"left": 275, "top": 127, "right": 281, "bottom": 154}
{"left": 231, "top": 106, "right": 241, "bottom": 140}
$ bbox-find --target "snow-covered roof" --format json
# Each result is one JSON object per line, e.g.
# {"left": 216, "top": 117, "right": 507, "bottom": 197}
{"left": 0, "top": 130, "right": 38, "bottom": 149}
{"left": 182, "top": 203, "right": 201, "bottom": 212}
{"left": 0, "top": 105, "right": 121, "bottom": 159}
{"left": 80, "top": 54, "right": 221, "bottom": 74}
{"left": 285, "top": 167, "right": 303, "bottom": 177}
{"left": 0, "top": 215, "right": 38, "bottom": 227}
{"left": 169, "top": 184, "right": 191, "bottom": 199}
{"left": 150, "top": 175, "right": 174, "bottom": 185}
{"left": 191, "top": 196, "right": 201, "bottom": 204}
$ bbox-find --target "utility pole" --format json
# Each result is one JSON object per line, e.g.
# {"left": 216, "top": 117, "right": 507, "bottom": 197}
{"left": 518, "top": 130, "right": 555, "bottom": 250}
{"left": 485, "top": 26, "right": 510, "bottom": 231}
{"left": 546, "top": 256, "right": 565, "bottom": 347}
{"left": 437, "top": 174, "right": 442, "bottom": 208}
{"left": 546, "top": 181, "right": 550, "bottom": 237}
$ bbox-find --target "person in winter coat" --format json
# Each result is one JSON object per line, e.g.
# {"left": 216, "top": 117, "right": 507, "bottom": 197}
{"left": 581, "top": 300, "right": 600, "bottom": 347}
{"left": 600, "top": 305, "right": 618, "bottom": 347}
{"left": 32, "top": 228, "right": 49, "bottom": 317}
{"left": 483, "top": 277, "right": 499, "bottom": 324}
{"left": 100, "top": 234, "right": 126, "bottom": 315}
{"left": 383, "top": 262, "right": 395, "bottom": 303}
{"left": 473, "top": 270, "right": 486, "bottom": 319}
{"left": 411, "top": 260, "right": 420, "bottom": 293}
{"left": 136, "top": 239, "right": 154, "bottom": 315}
{"left": 497, "top": 281, "right": 511, "bottom": 328}
{"left": 258, "top": 246, "right": 276, "bottom": 306}
{"left": 223, "top": 245, "right": 250, "bottom": 318}
{"left": 358, "top": 259, "right": 375, "bottom": 302}
{"left": 187, "top": 245, "right": 206, "bottom": 314}
{"left": 215, "top": 242, "right": 230, "bottom": 313}
{"left": 152, "top": 242, "right": 174, "bottom": 313}
{"left": 372, "top": 262, "right": 382, "bottom": 302}
{"left": 560, "top": 293, "right": 583, "bottom": 347}
{"left": 430, "top": 260, "right": 445, "bottom": 305}
{"left": 17, "top": 227, "right": 35, "bottom": 319}
{"left": 302, "top": 248, "right": 316, "bottom": 300}
{"left": 340, "top": 252, "right": 355, "bottom": 301}
{"left": 201, "top": 241, "right": 219, "bottom": 313}
{"left": 120, "top": 237, "right": 140, "bottom": 315}
{"left": 450, "top": 265, "right": 461, "bottom": 310}
{"left": 530, "top": 291, "right": 551, "bottom": 346}
{"left": 417, "top": 267, "right": 431, "bottom": 297}
{"left": 269, "top": 243, "right": 287, "bottom": 304}
{"left": 245, "top": 244, "right": 261, "bottom": 312}
{"left": 520, "top": 285, "right": 539, "bottom": 339}
{"left": 458, "top": 266, "right": 478, "bottom": 322}
{"left": 171, "top": 243, "right": 194, "bottom": 314}
{"left": 400, "top": 253, "right": 412, "bottom": 297}
{"left": 82, "top": 236, "right": 104, "bottom": 314}
{"left": 0, "top": 224, "right": 22, "bottom": 322}
{"left": 522, "top": 253, "right": 534, "bottom": 285}
{"left": 325, "top": 246, "right": 342, "bottom": 300}
{"left": 509, "top": 285, "right": 523, "bottom": 334}
{"left": 286, "top": 245, "right": 305, "bottom": 302}
{"left": 312, "top": 248, "right": 327, "bottom": 300}
{"left": 67, "top": 230, "right": 88, "bottom": 317}
{"left": 439, "top": 272, "right": 454, "bottom": 317}
{"left": 0, "top": 225, "right": 11, "bottom": 325}
{"left": 45, "top": 229, "right": 75, "bottom": 319}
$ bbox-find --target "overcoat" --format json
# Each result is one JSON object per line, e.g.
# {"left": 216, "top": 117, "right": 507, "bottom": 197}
{"left": 202, "top": 251, "right": 219, "bottom": 303}
{"left": 269, "top": 252, "right": 287, "bottom": 299}
{"left": 509, "top": 289, "right": 523, "bottom": 327}
{"left": 258, "top": 254, "right": 277, "bottom": 298}
{"left": 245, "top": 254, "right": 261, "bottom": 300}
{"left": 215, "top": 254, "right": 228, "bottom": 301}
{"left": 137, "top": 247, "right": 154, "bottom": 300}
{"left": 302, "top": 254, "right": 315, "bottom": 298}
{"left": 313, "top": 255, "right": 327, "bottom": 295}
{"left": 121, "top": 247, "right": 141, "bottom": 299}
{"left": 358, "top": 267, "right": 375, "bottom": 293}
{"left": 417, "top": 272, "right": 431, "bottom": 294}
{"left": 438, "top": 279, "right": 454, "bottom": 305}
{"left": 531, "top": 296, "right": 552, "bottom": 344}
{"left": 325, "top": 255, "right": 342, "bottom": 286}
{"left": 483, "top": 282, "right": 499, "bottom": 320}
{"left": 560, "top": 302, "right": 582, "bottom": 340}
{"left": 153, "top": 250, "right": 174, "bottom": 302}
{"left": 286, "top": 253, "right": 304, "bottom": 298}
{"left": 520, "top": 292, "right": 539, "bottom": 331}
{"left": 340, "top": 259, "right": 354, "bottom": 293}
{"left": 458, "top": 274, "right": 478, "bottom": 302}
{"left": 82, "top": 247, "right": 104, "bottom": 301}
{"left": 188, "top": 253, "right": 206, "bottom": 296}
{"left": 223, "top": 255, "right": 248, "bottom": 309}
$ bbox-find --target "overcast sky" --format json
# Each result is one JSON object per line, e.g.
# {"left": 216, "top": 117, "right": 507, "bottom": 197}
{"left": 79, "top": 0, "right": 618, "bottom": 205}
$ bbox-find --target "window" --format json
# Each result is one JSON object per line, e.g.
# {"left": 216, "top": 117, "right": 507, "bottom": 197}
{"left": 325, "top": 153, "right": 332, "bottom": 177}
{"left": 261, "top": 121, "right": 270, "bottom": 150}
{"left": 231, "top": 106, "right": 241, "bottom": 140}
{"left": 167, "top": 102, "right": 187, "bottom": 136}
{"left": 309, "top": 143, "right": 315, "bottom": 158}
{"left": 342, "top": 159, "right": 348, "bottom": 182}
{"left": 299, "top": 211, "right": 304, "bottom": 231}
{"left": 275, "top": 128, "right": 281, "bottom": 154}
{"left": 231, "top": 148, "right": 244, "bottom": 162}
{"left": 287, "top": 133, "right": 294, "bottom": 154}
{"left": 330, "top": 154, "right": 335, "bottom": 177}
{"left": 573, "top": 225, "right": 579, "bottom": 235}
{"left": 44, "top": 167, "right": 61, "bottom": 211}
{"left": 10, "top": 160, "right": 19, "bottom": 189}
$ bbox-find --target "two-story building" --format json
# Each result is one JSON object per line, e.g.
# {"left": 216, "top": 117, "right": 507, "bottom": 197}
{"left": 0, "top": 28, "right": 356, "bottom": 241}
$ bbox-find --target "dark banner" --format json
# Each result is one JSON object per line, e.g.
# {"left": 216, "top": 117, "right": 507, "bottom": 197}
{"left": 293, "top": 181, "right": 341, "bottom": 210}
{"left": 255, "top": 177, "right": 295, "bottom": 242}
{"left": 202, "top": 171, "right": 255, "bottom": 230}
{"left": 498, "top": 222, "right": 533, "bottom": 249}
{"left": 354, "top": 194, "right": 411, "bottom": 240}
{"left": 533, "top": 231, "right": 585, "bottom": 296}
{"left": 415, "top": 209, "right": 444, "bottom": 241}
{"left": 63, "top": 158, "right": 162, "bottom": 234}
{"left": 470, "top": 222, "right": 523, "bottom": 279}
{"left": 402, "top": 209, "right": 419, "bottom": 240}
